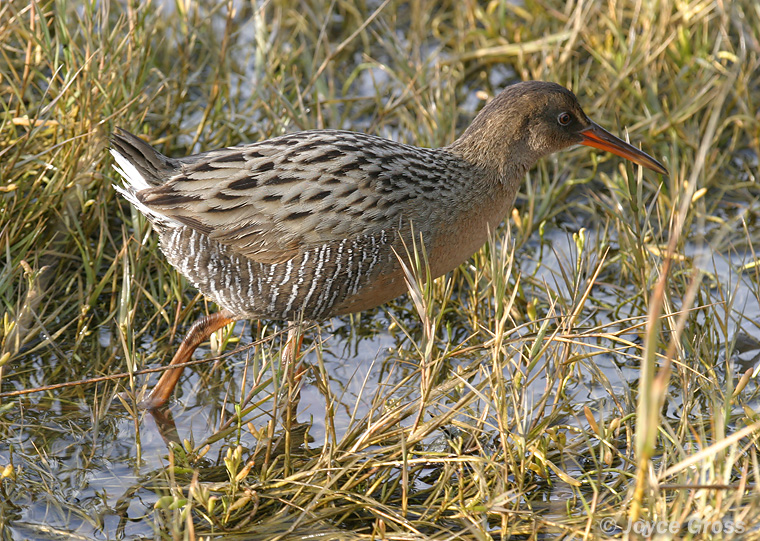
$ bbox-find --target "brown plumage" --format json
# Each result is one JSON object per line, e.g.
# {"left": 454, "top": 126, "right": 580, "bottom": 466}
{"left": 112, "top": 81, "right": 667, "bottom": 408}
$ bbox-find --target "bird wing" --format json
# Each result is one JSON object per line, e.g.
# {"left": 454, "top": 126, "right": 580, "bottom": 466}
{"left": 136, "top": 130, "right": 427, "bottom": 264}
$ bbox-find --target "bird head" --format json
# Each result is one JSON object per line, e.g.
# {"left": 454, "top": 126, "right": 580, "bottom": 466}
{"left": 449, "top": 81, "right": 667, "bottom": 180}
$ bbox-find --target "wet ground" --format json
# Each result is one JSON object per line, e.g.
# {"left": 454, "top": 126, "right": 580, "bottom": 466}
{"left": 3, "top": 211, "right": 759, "bottom": 539}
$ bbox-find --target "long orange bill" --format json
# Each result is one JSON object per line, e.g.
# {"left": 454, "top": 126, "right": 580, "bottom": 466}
{"left": 580, "top": 122, "right": 668, "bottom": 176}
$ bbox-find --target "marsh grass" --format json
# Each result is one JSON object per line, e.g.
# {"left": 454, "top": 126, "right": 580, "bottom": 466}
{"left": 2, "top": 0, "right": 760, "bottom": 539}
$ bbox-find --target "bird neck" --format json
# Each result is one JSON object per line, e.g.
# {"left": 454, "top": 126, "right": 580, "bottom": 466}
{"left": 444, "top": 134, "right": 533, "bottom": 189}
{"left": 443, "top": 91, "right": 548, "bottom": 187}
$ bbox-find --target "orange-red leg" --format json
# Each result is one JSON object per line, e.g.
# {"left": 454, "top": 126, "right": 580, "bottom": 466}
{"left": 283, "top": 323, "right": 310, "bottom": 393}
{"left": 282, "top": 324, "right": 304, "bottom": 372}
{"left": 140, "top": 310, "right": 235, "bottom": 410}
{"left": 281, "top": 323, "right": 306, "bottom": 472}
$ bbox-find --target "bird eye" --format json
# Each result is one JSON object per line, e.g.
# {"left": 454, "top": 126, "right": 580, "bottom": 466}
{"left": 558, "top": 112, "right": 572, "bottom": 126}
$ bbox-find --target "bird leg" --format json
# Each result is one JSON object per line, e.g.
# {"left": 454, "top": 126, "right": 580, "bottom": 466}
{"left": 140, "top": 310, "right": 235, "bottom": 410}
{"left": 281, "top": 322, "right": 306, "bottom": 468}
{"left": 282, "top": 323, "right": 307, "bottom": 410}
{"left": 281, "top": 323, "right": 304, "bottom": 373}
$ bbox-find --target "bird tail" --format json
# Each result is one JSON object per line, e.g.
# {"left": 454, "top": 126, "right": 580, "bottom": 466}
{"left": 110, "top": 128, "right": 179, "bottom": 226}
{"left": 110, "top": 127, "right": 178, "bottom": 190}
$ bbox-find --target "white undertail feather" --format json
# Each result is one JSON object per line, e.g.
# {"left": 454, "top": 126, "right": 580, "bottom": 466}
{"left": 111, "top": 182, "right": 150, "bottom": 216}
{"left": 110, "top": 148, "right": 151, "bottom": 190}
{"left": 111, "top": 148, "right": 175, "bottom": 224}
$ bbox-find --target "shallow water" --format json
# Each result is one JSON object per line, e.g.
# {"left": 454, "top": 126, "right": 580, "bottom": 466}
{"left": 4, "top": 215, "right": 758, "bottom": 538}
